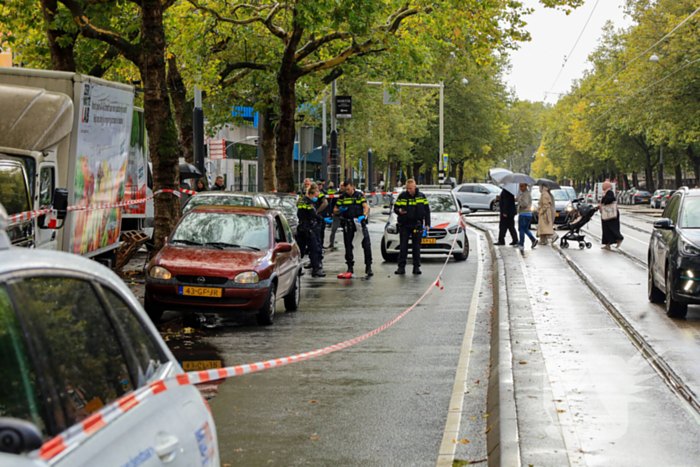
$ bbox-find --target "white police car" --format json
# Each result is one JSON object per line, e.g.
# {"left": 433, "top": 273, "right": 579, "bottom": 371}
{"left": 381, "top": 189, "right": 470, "bottom": 262}
{"left": 0, "top": 204, "right": 220, "bottom": 467}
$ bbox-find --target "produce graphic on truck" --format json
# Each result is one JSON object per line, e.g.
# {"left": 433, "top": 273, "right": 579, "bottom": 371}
{"left": 0, "top": 67, "right": 153, "bottom": 261}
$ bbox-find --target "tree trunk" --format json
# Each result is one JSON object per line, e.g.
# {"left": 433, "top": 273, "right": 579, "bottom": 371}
{"left": 622, "top": 174, "right": 630, "bottom": 190}
{"left": 167, "top": 55, "right": 194, "bottom": 164}
{"left": 275, "top": 74, "right": 297, "bottom": 192}
{"left": 675, "top": 164, "right": 683, "bottom": 189}
{"left": 457, "top": 163, "right": 464, "bottom": 184}
{"left": 632, "top": 172, "right": 639, "bottom": 188}
{"left": 141, "top": 1, "right": 180, "bottom": 251}
{"left": 40, "top": 0, "right": 77, "bottom": 71}
{"left": 262, "top": 107, "right": 276, "bottom": 191}
{"left": 687, "top": 146, "right": 700, "bottom": 187}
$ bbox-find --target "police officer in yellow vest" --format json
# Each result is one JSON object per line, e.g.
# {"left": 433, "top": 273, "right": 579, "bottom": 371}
{"left": 334, "top": 180, "right": 373, "bottom": 277}
{"left": 393, "top": 179, "right": 431, "bottom": 275}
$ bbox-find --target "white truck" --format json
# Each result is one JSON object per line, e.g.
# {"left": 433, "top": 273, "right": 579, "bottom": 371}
{"left": 0, "top": 67, "right": 153, "bottom": 264}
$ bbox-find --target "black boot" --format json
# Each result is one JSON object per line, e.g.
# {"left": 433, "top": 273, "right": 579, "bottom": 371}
{"left": 312, "top": 267, "right": 326, "bottom": 278}
{"left": 365, "top": 265, "right": 373, "bottom": 277}
{"left": 413, "top": 265, "right": 422, "bottom": 275}
{"left": 303, "top": 262, "right": 313, "bottom": 269}
{"left": 395, "top": 266, "right": 406, "bottom": 275}
{"left": 346, "top": 265, "right": 354, "bottom": 274}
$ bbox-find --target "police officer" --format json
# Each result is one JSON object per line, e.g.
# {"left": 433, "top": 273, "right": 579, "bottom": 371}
{"left": 334, "top": 180, "right": 373, "bottom": 277}
{"left": 326, "top": 181, "right": 344, "bottom": 249}
{"left": 316, "top": 179, "right": 330, "bottom": 249}
{"left": 394, "top": 179, "right": 431, "bottom": 275}
{"left": 297, "top": 184, "right": 326, "bottom": 278}
{"left": 300, "top": 178, "right": 327, "bottom": 269}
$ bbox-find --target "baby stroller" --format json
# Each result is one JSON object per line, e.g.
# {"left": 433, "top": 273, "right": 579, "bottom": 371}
{"left": 556, "top": 199, "right": 596, "bottom": 249}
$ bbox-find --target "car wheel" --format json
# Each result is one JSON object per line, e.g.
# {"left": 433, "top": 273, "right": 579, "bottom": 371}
{"left": 256, "top": 282, "right": 277, "bottom": 325}
{"left": 454, "top": 233, "right": 469, "bottom": 261}
{"left": 648, "top": 256, "right": 664, "bottom": 303}
{"left": 284, "top": 272, "right": 301, "bottom": 312}
{"left": 490, "top": 200, "right": 499, "bottom": 212}
{"left": 381, "top": 237, "right": 399, "bottom": 262}
{"left": 144, "top": 297, "right": 164, "bottom": 323}
{"left": 665, "top": 266, "right": 688, "bottom": 318}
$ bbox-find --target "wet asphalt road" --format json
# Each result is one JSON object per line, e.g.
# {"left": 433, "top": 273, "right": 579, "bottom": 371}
{"left": 159, "top": 215, "right": 483, "bottom": 466}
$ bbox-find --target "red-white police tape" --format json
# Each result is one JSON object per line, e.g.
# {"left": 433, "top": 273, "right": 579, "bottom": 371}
{"left": 6, "top": 189, "right": 187, "bottom": 225}
{"left": 37, "top": 215, "right": 466, "bottom": 464}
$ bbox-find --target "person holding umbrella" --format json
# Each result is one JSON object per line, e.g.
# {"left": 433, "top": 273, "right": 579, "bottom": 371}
{"left": 494, "top": 173, "right": 536, "bottom": 246}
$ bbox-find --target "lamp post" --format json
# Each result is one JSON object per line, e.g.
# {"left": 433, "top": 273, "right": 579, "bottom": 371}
{"left": 225, "top": 136, "right": 258, "bottom": 191}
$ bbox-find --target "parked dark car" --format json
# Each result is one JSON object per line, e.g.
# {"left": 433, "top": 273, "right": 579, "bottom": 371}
{"left": 146, "top": 206, "right": 302, "bottom": 325}
{"left": 648, "top": 188, "right": 700, "bottom": 317}
{"left": 262, "top": 193, "right": 299, "bottom": 235}
{"left": 628, "top": 189, "right": 652, "bottom": 205}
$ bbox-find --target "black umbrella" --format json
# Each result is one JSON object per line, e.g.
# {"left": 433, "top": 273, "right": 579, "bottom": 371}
{"left": 499, "top": 173, "right": 536, "bottom": 185}
{"left": 179, "top": 162, "right": 202, "bottom": 180}
{"left": 535, "top": 178, "right": 561, "bottom": 190}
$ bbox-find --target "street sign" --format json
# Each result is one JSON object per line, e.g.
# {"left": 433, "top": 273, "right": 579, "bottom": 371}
{"left": 208, "top": 139, "right": 225, "bottom": 160}
{"left": 299, "top": 126, "right": 314, "bottom": 154}
{"left": 443, "top": 153, "right": 449, "bottom": 169}
{"left": 336, "top": 96, "right": 352, "bottom": 119}
{"left": 359, "top": 158, "right": 363, "bottom": 172}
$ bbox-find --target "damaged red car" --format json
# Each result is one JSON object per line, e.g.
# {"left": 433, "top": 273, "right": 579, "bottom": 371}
{"left": 145, "top": 206, "right": 302, "bottom": 325}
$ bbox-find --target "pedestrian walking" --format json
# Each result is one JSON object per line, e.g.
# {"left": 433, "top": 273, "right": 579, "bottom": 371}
{"left": 537, "top": 184, "right": 555, "bottom": 245}
{"left": 516, "top": 183, "right": 537, "bottom": 249}
{"left": 196, "top": 178, "right": 208, "bottom": 192}
{"left": 496, "top": 187, "right": 518, "bottom": 246}
{"left": 597, "top": 181, "right": 624, "bottom": 250}
{"left": 211, "top": 176, "right": 225, "bottom": 191}
{"left": 335, "top": 180, "right": 373, "bottom": 276}
{"left": 393, "top": 179, "right": 430, "bottom": 275}
{"left": 300, "top": 178, "right": 327, "bottom": 269}
{"left": 297, "top": 184, "right": 326, "bottom": 278}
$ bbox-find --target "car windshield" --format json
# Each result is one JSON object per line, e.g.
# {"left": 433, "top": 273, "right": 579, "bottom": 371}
{"left": 265, "top": 196, "right": 297, "bottom": 213}
{"left": 171, "top": 212, "right": 270, "bottom": 250}
{"left": 483, "top": 185, "right": 501, "bottom": 193}
{"left": 183, "top": 195, "right": 254, "bottom": 213}
{"left": 552, "top": 190, "right": 569, "bottom": 201}
{"left": 681, "top": 198, "right": 700, "bottom": 228}
{"left": 531, "top": 188, "right": 540, "bottom": 201}
{"left": 427, "top": 194, "right": 458, "bottom": 212}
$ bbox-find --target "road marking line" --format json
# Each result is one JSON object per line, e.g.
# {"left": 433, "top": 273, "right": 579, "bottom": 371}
{"left": 436, "top": 230, "right": 482, "bottom": 467}
{"left": 516, "top": 249, "right": 587, "bottom": 466}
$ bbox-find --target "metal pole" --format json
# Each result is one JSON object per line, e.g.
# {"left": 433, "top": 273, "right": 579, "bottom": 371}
{"left": 329, "top": 80, "right": 339, "bottom": 188}
{"left": 331, "top": 81, "right": 337, "bottom": 132}
{"left": 659, "top": 145, "right": 664, "bottom": 190}
{"left": 322, "top": 90, "right": 327, "bottom": 145}
{"left": 239, "top": 145, "right": 243, "bottom": 191}
{"left": 193, "top": 86, "right": 204, "bottom": 176}
{"left": 256, "top": 113, "right": 263, "bottom": 192}
{"left": 438, "top": 81, "right": 444, "bottom": 184}
{"left": 368, "top": 149, "right": 373, "bottom": 192}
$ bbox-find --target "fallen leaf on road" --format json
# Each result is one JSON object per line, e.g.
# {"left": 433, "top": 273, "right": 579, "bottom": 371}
{"left": 458, "top": 439, "right": 470, "bottom": 444}
{"left": 519, "top": 361, "right": 527, "bottom": 364}
{"left": 183, "top": 327, "right": 195, "bottom": 334}
{"left": 310, "top": 436, "right": 319, "bottom": 440}
{"left": 470, "top": 416, "right": 477, "bottom": 420}
{"left": 482, "top": 414, "right": 489, "bottom": 418}
{"left": 557, "top": 410, "right": 565, "bottom": 413}
{"left": 309, "top": 400, "right": 317, "bottom": 403}
{"left": 484, "top": 425, "right": 493, "bottom": 434}
{"left": 234, "top": 448, "right": 243, "bottom": 452}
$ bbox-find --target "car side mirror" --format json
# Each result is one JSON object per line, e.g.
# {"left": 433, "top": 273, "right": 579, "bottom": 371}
{"left": 275, "top": 242, "right": 293, "bottom": 253}
{"left": 0, "top": 417, "right": 43, "bottom": 454}
{"left": 653, "top": 218, "right": 674, "bottom": 230}
{"left": 53, "top": 188, "right": 69, "bottom": 220}
{"left": 461, "top": 206, "right": 471, "bottom": 215}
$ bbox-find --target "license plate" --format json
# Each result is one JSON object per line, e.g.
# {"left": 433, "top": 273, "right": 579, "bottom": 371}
{"left": 182, "top": 360, "right": 222, "bottom": 371}
{"left": 421, "top": 238, "right": 437, "bottom": 245}
{"left": 179, "top": 286, "right": 222, "bottom": 297}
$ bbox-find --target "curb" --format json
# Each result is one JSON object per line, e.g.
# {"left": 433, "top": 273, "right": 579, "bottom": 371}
{"left": 465, "top": 220, "right": 520, "bottom": 467}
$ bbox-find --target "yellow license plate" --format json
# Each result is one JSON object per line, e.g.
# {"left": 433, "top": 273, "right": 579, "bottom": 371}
{"left": 179, "top": 286, "right": 222, "bottom": 297}
{"left": 183, "top": 360, "right": 223, "bottom": 371}
{"left": 421, "top": 238, "right": 437, "bottom": 245}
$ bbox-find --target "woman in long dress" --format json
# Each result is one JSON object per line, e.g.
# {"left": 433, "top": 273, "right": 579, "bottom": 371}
{"left": 537, "top": 185, "right": 555, "bottom": 244}
{"left": 598, "top": 181, "right": 624, "bottom": 250}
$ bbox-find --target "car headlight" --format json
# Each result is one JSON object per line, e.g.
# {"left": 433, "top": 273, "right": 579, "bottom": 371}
{"left": 387, "top": 224, "right": 398, "bottom": 234}
{"left": 530, "top": 206, "right": 536, "bottom": 212}
{"left": 679, "top": 237, "right": 700, "bottom": 256}
{"left": 234, "top": 271, "right": 259, "bottom": 284}
{"left": 448, "top": 226, "right": 463, "bottom": 234}
{"left": 566, "top": 205, "right": 574, "bottom": 212}
{"left": 149, "top": 266, "right": 172, "bottom": 280}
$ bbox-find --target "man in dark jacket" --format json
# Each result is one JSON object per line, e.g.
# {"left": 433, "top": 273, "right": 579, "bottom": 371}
{"left": 211, "top": 176, "right": 225, "bottom": 191}
{"left": 496, "top": 188, "right": 518, "bottom": 246}
{"left": 393, "top": 179, "right": 431, "bottom": 275}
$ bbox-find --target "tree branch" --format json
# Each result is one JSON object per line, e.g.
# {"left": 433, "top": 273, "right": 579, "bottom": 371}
{"left": 59, "top": 0, "right": 141, "bottom": 65}
{"left": 220, "top": 61, "right": 270, "bottom": 82}
{"left": 295, "top": 31, "right": 352, "bottom": 61}
{"left": 221, "top": 69, "right": 254, "bottom": 89}
{"left": 300, "top": 39, "right": 373, "bottom": 75}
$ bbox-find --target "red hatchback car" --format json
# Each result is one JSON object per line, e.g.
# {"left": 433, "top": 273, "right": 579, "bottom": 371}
{"left": 145, "top": 206, "right": 302, "bottom": 325}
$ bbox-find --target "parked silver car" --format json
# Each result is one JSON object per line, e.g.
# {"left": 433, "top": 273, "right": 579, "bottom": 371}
{"left": 452, "top": 183, "right": 501, "bottom": 212}
{"left": 0, "top": 205, "right": 220, "bottom": 467}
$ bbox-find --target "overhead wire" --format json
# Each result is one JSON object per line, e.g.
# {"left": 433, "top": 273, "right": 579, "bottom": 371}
{"left": 545, "top": 0, "right": 601, "bottom": 102}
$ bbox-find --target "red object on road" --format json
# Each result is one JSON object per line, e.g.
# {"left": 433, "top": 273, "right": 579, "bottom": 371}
{"left": 337, "top": 272, "right": 354, "bottom": 279}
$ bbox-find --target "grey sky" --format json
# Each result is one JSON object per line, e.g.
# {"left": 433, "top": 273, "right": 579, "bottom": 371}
{"left": 505, "top": 0, "right": 633, "bottom": 103}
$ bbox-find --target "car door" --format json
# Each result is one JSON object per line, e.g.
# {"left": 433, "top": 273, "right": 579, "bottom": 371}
{"left": 454, "top": 185, "right": 473, "bottom": 209}
{"left": 35, "top": 163, "right": 57, "bottom": 250}
{"left": 655, "top": 195, "right": 681, "bottom": 285}
{"left": 273, "top": 215, "right": 293, "bottom": 294}
{"left": 472, "top": 185, "right": 491, "bottom": 209}
{"left": 2, "top": 275, "right": 216, "bottom": 467}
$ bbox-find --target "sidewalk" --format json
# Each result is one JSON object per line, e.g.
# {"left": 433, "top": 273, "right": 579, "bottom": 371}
{"left": 482, "top": 227, "right": 700, "bottom": 466}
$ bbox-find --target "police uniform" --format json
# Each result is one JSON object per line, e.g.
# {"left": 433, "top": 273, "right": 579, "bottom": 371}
{"left": 315, "top": 188, "right": 329, "bottom": 255}
{"left": 326, "top": 186, "right": 341, "bottom": 248}
{"left": 394, "top": 189, "right": 431, "bottom": 273}
{"left": 297, "top": 196, "right": 325, "bottom": 277}
{"left": 337, "top": 190, "right": 372, "bottom": 276}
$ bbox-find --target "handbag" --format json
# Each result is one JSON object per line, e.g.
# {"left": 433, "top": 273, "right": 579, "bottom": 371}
{"left": 600, "top": 202, "right": 618, "bottom": 221}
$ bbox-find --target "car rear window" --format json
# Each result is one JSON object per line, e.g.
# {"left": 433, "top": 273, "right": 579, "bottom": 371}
{"left": 172, "top": 212, "right": 271, "bottom": 250}
{"left": 184, "top": 195, "right": 254, "bottom": 213}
